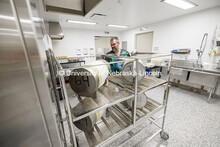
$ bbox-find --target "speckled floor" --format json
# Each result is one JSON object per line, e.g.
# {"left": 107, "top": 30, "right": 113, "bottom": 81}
{"left": 107, "top": 86, "right": 220, "bottom": 147}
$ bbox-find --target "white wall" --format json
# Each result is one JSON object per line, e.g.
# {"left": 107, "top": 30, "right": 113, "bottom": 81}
{"left": 52, "top": 28, "right": 119, "bottom": 63}
{"left": 95, "top": 37, "right": 112, "bottom": 55}
{"left": 120, "top": 6, "right": 220, "bottom": 63}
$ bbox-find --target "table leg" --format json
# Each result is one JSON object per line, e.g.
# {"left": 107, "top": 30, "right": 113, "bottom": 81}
{"left": 212, "top": 77, "right": 219, "bottom": 98}
{"left": 208, "top": 88, "right": 214, "bottom": 103}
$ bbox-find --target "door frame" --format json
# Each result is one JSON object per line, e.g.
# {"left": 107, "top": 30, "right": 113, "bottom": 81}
{"left": 135, "top": 31, "right": 154, "bottom": 53}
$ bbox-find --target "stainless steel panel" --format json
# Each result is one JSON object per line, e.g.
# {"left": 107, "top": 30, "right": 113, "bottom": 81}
{"left": 0, "top": 0, "right": 62, "bottom": 146}
{"left": 188, "top": 72, "right": 217, "bottom": 88}
{"left": 170, "top": 68, "right": 188, "bottom": 81}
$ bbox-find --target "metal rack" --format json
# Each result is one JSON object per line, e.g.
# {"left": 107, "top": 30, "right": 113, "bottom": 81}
{"left": 46, "top": 50, "right": 172, "bottom": 147}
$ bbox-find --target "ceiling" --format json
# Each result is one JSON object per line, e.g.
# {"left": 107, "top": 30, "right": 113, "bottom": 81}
{"left": 40, "top": 0, "right": 220, "bottom": 32}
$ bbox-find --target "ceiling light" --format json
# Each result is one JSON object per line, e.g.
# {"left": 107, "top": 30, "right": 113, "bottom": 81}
{"left": 67, "top": 20, "right": 96, "bottom": 25}
{"left": 106, "top": 24, "right": 128, "bottom": 28}
{"left": 161, "top": 0, "right": 198, "bottom": 10}
{"left": 0, "top": 15, "right": 32, "bottom": 23}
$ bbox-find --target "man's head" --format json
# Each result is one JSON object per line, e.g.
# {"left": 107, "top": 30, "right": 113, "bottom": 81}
{"left": 110, "top": 37, "right": 120, "bottom": 53}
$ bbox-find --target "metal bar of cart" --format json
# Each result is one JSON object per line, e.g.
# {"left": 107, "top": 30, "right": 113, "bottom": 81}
{"left": 132, "top": 81, "right": 167, "bottom": 95}
{"left": 84, "top": 131, "right": 98, "bottom": 146}
{"left": 102, "top": 53, "right": 173, "bottom": 60}
{"left": 109, "top": 108, "right": 126, "bottom": 128}
{"left": 110, "top": 107, "right": 132, "bottom": 125}
{"left": 136, "top": 105, "right": 164, "bottom": 126}
{"left": 119, "top": 109, "right": 165, "bottom": 147}
{"left": 109, "top": 110, "right": 127, "bottom": 128}
{"left": 101, "top": 117, "right": 115, "bottom": 134}
{"left": 135, "top": 129, "right": 162, "bottom": 147}
{"left": 46, "top": 50, "right": 67, "bottom": 143}
{"left": 108, "top": 80, "right": 135, "bottom": 93}
{"left": 149, "top": 114, "right": 165, "bottom": 125}
{"left": 60, "top": 59, "right": 135, "bottom": 71}
{"left": 132, "top": 59, "right": 138, "bottom": 125}
{"left": 140, "top": 108, "right": 149, "bottom": 114}
{"left": 148, "top": 117, "right": 162, "bottom": 129}
{"left": 114, "top": 105, "right": 132, "bottom": 122}
{"left": 148, "top": 97, "right": 162, "bottom": 106}
{"left": 161, "top": 54, "right": 173, "bottom": 133}
{"left": 52, "top": 52, "right": 78, "bottom": 146}
{"left": 136, "top": 110, "right": 142, "bottom": 118}
{"left": 96, "top": 125, "right": 134, "bottom": 147}
{"left": 94, "top": 124, "right": 105, "bottom": 140}
{"left": 72, "top": 94, "right": 134, "bottom": 122}
{"left": 117, "top": 106, "right": 165, "bottom": 146}
{"left": 60, "top": 76, "right": 78, "bottom": 147}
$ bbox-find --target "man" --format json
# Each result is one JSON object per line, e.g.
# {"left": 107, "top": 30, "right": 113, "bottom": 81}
{"left": 105, "top": 37, "right": 130, "bottom": 73}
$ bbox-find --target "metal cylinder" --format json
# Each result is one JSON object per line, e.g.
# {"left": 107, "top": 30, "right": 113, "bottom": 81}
{"left": 127, "top": 93, "right": 147, "bottom": 109}
{"left": 121, "top": 60, "right": 145, "bottom": 84}
{"left": 69, "top": 60, "right": 109, "bottom": 97}
{"left": 72, "top": 98, "right": 105, "bottom": 132}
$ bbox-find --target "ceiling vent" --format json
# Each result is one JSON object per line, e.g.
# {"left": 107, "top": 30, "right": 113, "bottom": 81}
{"left": 140, "top": 27, "right": 148, "bottom": 31}
{"left": 90, "top": 13, "right": 106, "bottom": 21}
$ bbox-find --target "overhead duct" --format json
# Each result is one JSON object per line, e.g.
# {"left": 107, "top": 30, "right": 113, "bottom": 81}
{"left": 48, "top": 22, "right": 64, "bottom": 40}
{"left": 44, "top": 0, "right": 102, "bottom": 16}
{"left": 84, "top": 0, "right": 102, "bottom": 15}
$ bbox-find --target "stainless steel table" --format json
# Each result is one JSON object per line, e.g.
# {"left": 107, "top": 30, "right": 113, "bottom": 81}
{"left": 171, "top": 60, "right": 220, "bottom": 102}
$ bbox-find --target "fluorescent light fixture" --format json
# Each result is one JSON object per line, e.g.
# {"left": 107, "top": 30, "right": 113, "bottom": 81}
{"left": 0, "top": 15, "right": 32, "bottom": 23}
{"left": 161, "top": 0, "right": 198, "bottom": 10}
{"left": 67, "top": 19, "right": 96, "bottom": 25}
{"left": 0, "top": 28, "right": 18, "bottom": 32}
{"left": 0, "top": 15, "right": 14, "bottom": 21}
{"left": 106, "top": 24, "right": 129, "bottom": 28}
{"left": 0, "top": 28, "right": 34, "bottom": 36}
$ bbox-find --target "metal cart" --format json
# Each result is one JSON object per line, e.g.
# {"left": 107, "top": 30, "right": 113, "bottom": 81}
{"left": 46, "top": 49, "right": 173, "bottom": 147}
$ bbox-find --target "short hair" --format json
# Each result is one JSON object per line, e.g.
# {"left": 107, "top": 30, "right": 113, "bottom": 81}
{"left": 110, "top": 37, "right": 119, "bottom": 43}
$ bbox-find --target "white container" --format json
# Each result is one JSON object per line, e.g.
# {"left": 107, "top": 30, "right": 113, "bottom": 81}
{"left": 72, "top": 98, "right": 106, "bottom": 132}
{"left": 127, "top": 93, "right": 147, "bottom": 109}
{"left": 69, "top": 60, "right": 110, "bottom": 97}
{"left": 121, "top": 60, "right": 145, "bottom": 84}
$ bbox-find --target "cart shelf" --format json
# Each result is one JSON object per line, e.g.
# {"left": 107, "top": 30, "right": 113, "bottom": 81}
{"left": 108, "top": 75, "right": 167, "bottom": 94}
{"left": 76, "top": 97, "right": 163, "bottom": 147}
{"left": 69, "top": 75, "right": 166, "bottom": 122}
{"left": 68, "top": 81, "right": 134, "bottom": 122}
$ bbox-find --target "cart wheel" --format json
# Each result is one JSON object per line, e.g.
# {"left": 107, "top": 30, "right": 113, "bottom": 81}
{"left": 160, "top": 131, "right": 169, "bottom": 140}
